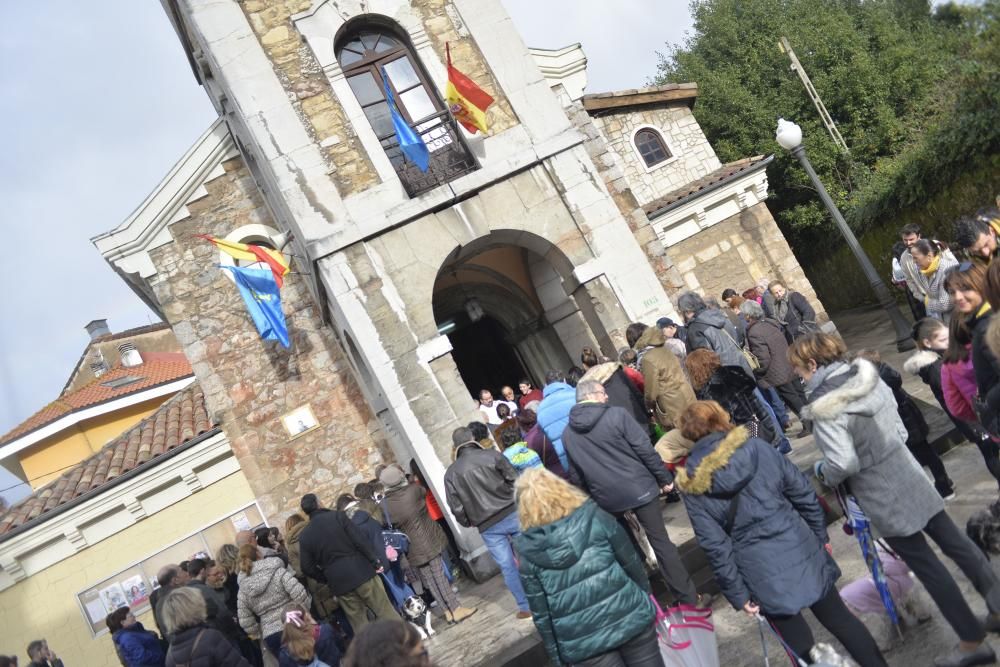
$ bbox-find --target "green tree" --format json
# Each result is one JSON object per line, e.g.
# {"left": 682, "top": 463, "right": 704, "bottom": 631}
{"left": 655, "top": 0, "right": 965, "bottom": 258}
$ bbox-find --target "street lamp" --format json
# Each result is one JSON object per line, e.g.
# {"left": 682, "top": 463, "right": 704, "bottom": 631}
{"left": 775, "top": 119, "right": 915, "bottom": 352}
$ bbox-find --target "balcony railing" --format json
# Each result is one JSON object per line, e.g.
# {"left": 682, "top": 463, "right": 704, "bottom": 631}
{"left": 381, "top": 110, "right": 480, "bottom": 198}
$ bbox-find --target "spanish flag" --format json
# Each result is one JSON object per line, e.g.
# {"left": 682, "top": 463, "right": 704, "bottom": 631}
{"left": 445, "top": 43, "right": 494, "bottom": 134}
{"left": 196, "top": 234, "right": 290, "bottom": 288}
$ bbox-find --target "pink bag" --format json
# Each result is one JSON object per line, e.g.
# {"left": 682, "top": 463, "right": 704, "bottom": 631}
{"left": 651, "top": 596, "right": 720, "bottom": 667}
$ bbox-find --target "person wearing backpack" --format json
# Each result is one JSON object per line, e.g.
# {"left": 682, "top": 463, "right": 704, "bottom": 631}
{"left": 160, "top": 587, "right": 250, "bottom": 667}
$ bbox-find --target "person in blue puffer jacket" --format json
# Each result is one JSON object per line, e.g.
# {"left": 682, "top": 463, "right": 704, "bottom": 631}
{"left": 535, "top": 370, "right": 575, "bottom": 470}
{"left": 108, "top": 606, "right": 166, "bottom": 667}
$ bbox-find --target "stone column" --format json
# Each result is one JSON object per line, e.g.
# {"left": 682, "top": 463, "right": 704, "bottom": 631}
{"left": 572, "top": 274, "right": 633, "bottom": 357}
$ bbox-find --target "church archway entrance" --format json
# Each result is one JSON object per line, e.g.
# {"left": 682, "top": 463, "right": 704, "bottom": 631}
{"left": 431, "top": 231, "right": 605, "bottom": 399}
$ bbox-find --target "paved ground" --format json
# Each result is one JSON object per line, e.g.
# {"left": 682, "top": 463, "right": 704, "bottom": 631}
{"left": 424, "top": 307, "right": 1000, "bottom": 666}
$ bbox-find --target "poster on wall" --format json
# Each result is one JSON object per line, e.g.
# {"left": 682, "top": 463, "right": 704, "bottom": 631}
{"left": 280, "top": 404, "right": 319, "bottom": 439}
{"left": 230, "top": 512, "right": 252, "bottom": 532}
{"left": 122, "top": 575, "right": 148, "bottom": 607}
{"left": 82, "top": 592, "right": 108, "bottom": 624}
{"left": 100, "top": 582, "right": 128, "bottom": 613}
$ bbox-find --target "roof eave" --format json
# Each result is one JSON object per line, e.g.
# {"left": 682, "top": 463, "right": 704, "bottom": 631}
{"left": 582, "top": 84, "right": 699, "bottom": 114}
{"left": 646, "top": 155, "right": 774, "bottom": 221}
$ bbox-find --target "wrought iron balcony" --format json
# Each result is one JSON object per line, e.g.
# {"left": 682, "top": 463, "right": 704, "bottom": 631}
{"left": 381, "top": 110, "right": 480, "bottom": 198}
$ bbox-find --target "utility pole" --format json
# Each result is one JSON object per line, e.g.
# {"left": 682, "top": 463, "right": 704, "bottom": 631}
{"left": 779, "top": 37, "right": 849, "bottom": 154}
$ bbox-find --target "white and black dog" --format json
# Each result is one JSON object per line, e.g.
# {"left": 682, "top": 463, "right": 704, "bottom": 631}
{"left": 401, "top": 595, "right": 435, "bottom": 639}
{"left": 967, "top": 498, "right": 1000, "bottom": 557}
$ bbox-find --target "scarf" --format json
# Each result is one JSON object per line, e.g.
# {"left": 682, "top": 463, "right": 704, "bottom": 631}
{"left": 978, "top": 302, "right": 992, "bottom": 318}
{"left": 919, "top": 254, "right": 941, "bottom": 276}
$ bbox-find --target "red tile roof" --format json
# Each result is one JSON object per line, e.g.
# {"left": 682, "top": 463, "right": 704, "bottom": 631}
{"left": 0, "top": 383, "right": 215, "bottom": 535}
{"left": 643, "top": 156, "right": 772, "bottom": 217}
{"left": 60, "top": 322, "right": 173, "bottom": 394}
{"left": 0, "top": 352, "right": 194, "bottom": 447}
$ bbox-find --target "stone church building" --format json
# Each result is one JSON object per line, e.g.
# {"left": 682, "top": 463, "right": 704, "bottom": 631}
{"left": 90, "top": 0, "right": 826, "bottom": 576}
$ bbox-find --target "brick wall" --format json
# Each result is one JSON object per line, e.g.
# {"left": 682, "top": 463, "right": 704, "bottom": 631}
{"left": 150, "top": 157, "right": 392, "bottom": 519}
{"left": 669, "top": 202, "right": 829, "bottom": 321}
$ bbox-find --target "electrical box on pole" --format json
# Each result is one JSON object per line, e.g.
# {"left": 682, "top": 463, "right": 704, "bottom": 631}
{"left": 779, "top": 37, "right": 849, "bottom": 154}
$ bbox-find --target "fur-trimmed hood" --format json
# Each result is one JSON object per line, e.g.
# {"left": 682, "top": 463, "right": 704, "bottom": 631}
{"left": 634, "top": 325, "right": 665, "bottom": 350}
{"left": 988, "top": 316, "right": 1000, "bottom": 362}
{"left": 802, "top": 359, "right": 881, "bottom": 422}
{"left": 903, "top": 350, "right": 940, "bottom": 376}
{"left": 675, "top": 426, "right": 755, "bottom": 496}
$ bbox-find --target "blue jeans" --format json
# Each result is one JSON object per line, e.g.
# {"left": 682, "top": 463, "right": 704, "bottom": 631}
{"left": 754, "top": 388, "right": 792, "bottom": 454}
{"left": 480, "top": 510, "right": 529, "bottom": 611}
{"left": 761, "top": 386, "right": 789, "bottom": 428}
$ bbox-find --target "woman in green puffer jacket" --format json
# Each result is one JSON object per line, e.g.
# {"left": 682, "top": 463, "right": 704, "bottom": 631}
{"left": 514, "top": 467, "right": 661, "bottom": 666}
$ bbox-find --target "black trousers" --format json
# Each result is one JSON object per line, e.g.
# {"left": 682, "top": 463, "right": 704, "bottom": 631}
{"left": 768, "top": 586, "right": 886, "bottom": 667}
{"left": 775, "top": 380, "right": 808, "bottom": 418}
{"left": 575, "top": 625, "right": 664, "bottom": 667}
{"left": 884, "top": 510, "right": 1000, "bottom": 643}
{"left": 907, "top": 436, "right": 951, "bottom": 487}
{"left": 619, "top": 500, "right": 698, "bottom": 606}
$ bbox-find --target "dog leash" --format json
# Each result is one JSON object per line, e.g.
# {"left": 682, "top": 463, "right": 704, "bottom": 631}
{"left": 756, "top": 614, "right": 807, "bottom": 667}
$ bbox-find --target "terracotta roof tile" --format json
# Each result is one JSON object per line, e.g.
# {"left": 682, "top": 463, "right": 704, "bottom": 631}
{"left": 643, "top": 156, "right": 772, "bottom": 218}
{"left": 0, "top": 352, "right": 194, "bottom": 447}
{"left": 0, "top": 384, "right": 215, "bottom": 535}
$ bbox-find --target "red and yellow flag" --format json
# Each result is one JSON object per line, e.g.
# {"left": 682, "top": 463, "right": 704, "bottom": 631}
{"left": 445, "top": 42, "right": 494, "bottom": 135}
{"left": 196, "top": 234, "right": 290, "bottom": 288}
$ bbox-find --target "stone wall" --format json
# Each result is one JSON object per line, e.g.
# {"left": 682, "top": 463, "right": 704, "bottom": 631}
{"left": 149, "top": 156, "right": 392, "bottom": 518}
{"left": 593, "top": 106, "right": 722, "bottom": 208}
{"left": 670, "top": 201, "right": 829, "bottom": 321}
{"left": 240, "top": 0, "right": 380, "bottom": 196}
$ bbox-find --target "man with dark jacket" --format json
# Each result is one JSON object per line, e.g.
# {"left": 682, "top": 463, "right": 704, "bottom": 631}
{"left": 25, "top": 640, "right": 62, "bottom": 667}
{"left": 444, "top": 427, "right": 531, "bottom": 619}
{"left": 150, "top": 564, "right": 189, "bottom": 638}
{"left": 678, "top": 292, "right": 754, "bottom": 377}
{"left": 769, "top": 281, "right": 818, "bottom": 340}
{"left": 297, "top": 493, "right": 398, "bottom": 631}
{"left": 185, "top": 558, "right": 242, "bottom": 647}
{"left": 563, "top": 380, "right": 700, "bottom": 606}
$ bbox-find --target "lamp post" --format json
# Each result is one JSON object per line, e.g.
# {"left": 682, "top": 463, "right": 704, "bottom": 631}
{"left": 775, "top": 119, "right": 915, "bottom": 351}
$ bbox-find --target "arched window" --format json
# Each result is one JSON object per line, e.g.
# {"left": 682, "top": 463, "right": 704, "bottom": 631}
{"left": 336, "top": 24, "right": 477, "bottom": 196}
{"left": 634, "top": 128, "right": 672, "bottom": 168}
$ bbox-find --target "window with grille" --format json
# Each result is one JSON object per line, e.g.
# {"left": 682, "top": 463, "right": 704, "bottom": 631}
{"left": 634, "top": 128, "right": 672, "bottom": 167}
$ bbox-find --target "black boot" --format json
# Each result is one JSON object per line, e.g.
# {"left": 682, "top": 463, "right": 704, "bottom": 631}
{"left": 935, "top": 477, "right": 957, "bottom": 500}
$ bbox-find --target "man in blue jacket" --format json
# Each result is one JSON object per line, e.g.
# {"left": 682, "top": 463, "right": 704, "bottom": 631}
{"left": 536, "top": 369, "right": 575, "bottom": 471}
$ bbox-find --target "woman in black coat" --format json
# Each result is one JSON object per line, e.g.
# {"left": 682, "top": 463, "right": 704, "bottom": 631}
{"left": 675, "top": 401, "right": 885, "bottom": 667}
{"left": 965, "top": 261, "right": 1000, "bottom": 436}
{"left": 685, "top": 349, "right": 779, "bottom": 446}
{"left": 161, "top": 587, "right": 250, "bottom": 667}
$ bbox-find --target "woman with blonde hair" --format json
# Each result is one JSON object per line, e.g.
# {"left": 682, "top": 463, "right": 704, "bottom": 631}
{"left": 675, "top": 400, "right": 883, "bottom": 666}
{"left": 793, "top": 332, "right": 1000, "bottom": 667}
{"left": 277, "top": 603, "right": 341, "bottom": 667}
{"left": 513, "top": 466, "right": 661, "bottom": 666}
{"left": 237, "top": 544, "right": 311, "bottom": 659}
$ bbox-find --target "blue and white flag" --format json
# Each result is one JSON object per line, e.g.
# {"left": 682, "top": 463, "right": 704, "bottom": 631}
{"left": 220, "top": 265, "right": 290, "bottom": 348}
{"left": 381, "top": 67, "right": 429, "bottom": 172}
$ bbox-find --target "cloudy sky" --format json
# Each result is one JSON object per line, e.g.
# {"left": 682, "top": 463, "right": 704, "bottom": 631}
{"left": 0, "top": 1, "right": 692, "bottom": 502}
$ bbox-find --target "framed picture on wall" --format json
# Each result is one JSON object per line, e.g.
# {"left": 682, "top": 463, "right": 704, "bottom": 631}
{"left": 280, "top": 404, "right": 319, "bottom": 439}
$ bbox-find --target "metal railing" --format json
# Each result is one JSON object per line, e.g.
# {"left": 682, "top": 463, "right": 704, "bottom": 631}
{"left": 380, "top": 109, "right": 480, "bottom": 198}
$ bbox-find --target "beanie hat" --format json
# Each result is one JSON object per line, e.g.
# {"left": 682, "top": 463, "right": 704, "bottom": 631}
{"left": 379, "top": 466, "right": 406, "bottom": 490}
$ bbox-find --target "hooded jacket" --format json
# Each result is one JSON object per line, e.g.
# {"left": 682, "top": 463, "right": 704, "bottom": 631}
{"left": 745, "top": 318, "right": 796, "bottom": 388}
{"left": 537, "top": 382, "right": 575, "bottom": 469}
{"left": 298, "top": 508, "right": 381, "bottom": 597}
{"left": 904, "top": 350, "right": 947, "bottom": 411}
{"left": 285, "top": 520, "right": 338, "bottom": 620}
{"left": 685, "top": 308, "right": 753, "bottom": 376}
{"left": 676, "top": 427, "right": 838, "bottom": 616}
{"left": 113, "top": 623, "right": 166, "bottom": 667}
{"left": 444, "top": 441, "right": 518, "bottom": 530}
{"left": 383, "top": 482, "right": 448, "bottom": 566}
{"left": 562, "top": 402, "right": 672, "bottom": 513}
{"left": 803, "top": 359, "right": 944, "bottom": 537}
{"left": 237, "top": 556, "right": 310, "bottom": 639}
{"left": 875, "top": 362, "right": 929, "bottom": 444}
{"left": 634, "top": 326, "right": 696, "bottom": 429}
{"left": 165, "top": 625, "right": 250, "bottom": 667}
{"left": 515, "top": 499, "right": 655, "bottom": 666}
{"left": 580, "top": 362, "right": 649, "bottom": 429}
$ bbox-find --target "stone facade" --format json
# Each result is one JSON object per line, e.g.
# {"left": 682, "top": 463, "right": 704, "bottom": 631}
{"left": 239, "top": 0, "right": 380, "bottom": 196}
{"left": 592, "top": 105, "right": 722, "bottom": 208}
{"left": 149, "top": 156, "right": 392, "bottom": 519}
{"left": 669, "top": 201, "right": 829, "bottom": 322}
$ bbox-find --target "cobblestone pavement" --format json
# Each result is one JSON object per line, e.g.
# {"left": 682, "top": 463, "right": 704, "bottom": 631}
{"left": 426, "top": 307, "right": 1000, "bottom": 666}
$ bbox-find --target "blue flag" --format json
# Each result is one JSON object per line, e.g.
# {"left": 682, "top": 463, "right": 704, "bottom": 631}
{"left": 381, "top": 67, "right": 429, "bottom": 172}
{"left": 220, "top": 266, "right": 290, "bottom": 348}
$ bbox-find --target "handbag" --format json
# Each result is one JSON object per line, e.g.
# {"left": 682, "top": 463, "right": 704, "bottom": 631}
{"left": 379, "top": 503, "right": 410, "bottom": 555}
{"left": 652, "top": 595, "right": 719, "bottom": 667}
{"left": 721, "top": 328, "right": 761, "bottom": 371}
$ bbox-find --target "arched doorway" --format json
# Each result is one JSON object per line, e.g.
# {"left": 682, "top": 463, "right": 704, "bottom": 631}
{"left": 431, "top": 233, "right": 602, "bottom": 397}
